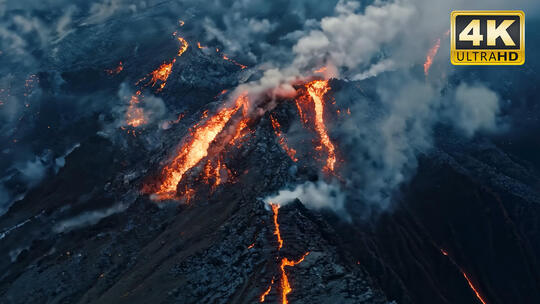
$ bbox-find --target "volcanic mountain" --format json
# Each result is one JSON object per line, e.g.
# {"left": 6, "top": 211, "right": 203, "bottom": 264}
{"left": 1, "top": 3, "right": 540, "bottom": 304}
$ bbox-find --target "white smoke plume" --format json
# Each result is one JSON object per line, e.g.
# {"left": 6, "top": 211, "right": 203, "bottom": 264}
{"left": 450, "top": 83, "right": 501, "bottom": 137}
{"left": 53, "top": 202, "right": 128, "bottom": 233}
{"left": 264, "top": 181, "right": 345, "bottom": 213}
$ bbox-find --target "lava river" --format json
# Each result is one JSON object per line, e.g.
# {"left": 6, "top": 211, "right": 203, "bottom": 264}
{"left": 260, "top": 203, "right": 309, "bottom": 304}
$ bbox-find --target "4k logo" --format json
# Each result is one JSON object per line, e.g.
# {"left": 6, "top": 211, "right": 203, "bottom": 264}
{"left": 451, "top": 11, "right": 525, "bottom": 65}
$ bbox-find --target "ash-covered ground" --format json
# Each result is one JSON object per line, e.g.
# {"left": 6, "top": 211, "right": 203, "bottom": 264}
{"left": 1, "top": 1, "right": 540, "bottom": 304}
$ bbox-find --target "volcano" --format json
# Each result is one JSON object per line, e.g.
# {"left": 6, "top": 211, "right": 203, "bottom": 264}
{"left": 1, "top": 1, "right": 540, "bottom": 304}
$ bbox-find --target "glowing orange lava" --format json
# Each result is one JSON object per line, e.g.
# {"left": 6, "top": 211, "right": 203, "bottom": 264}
{"left": 153, "top": 95, "right": 247, "bottom": 200}
{"left": 270, "top": 203, "right": 283, "bottom": 249}
{"left": 424, "top": 38, "right": 441, "bottom": 76}
{"left": 440, "top": 249, "right": 488, "bottom": 304}
{"left": 149, "top": 61, "right": 174, "bottom": 91}
{"left": 260, "top": 277, "right": 274, "bottom": 302}
{"left": 202, "top": 157, "right": 225, "bottom": 190}
{"left": 270, "top": 115, "right": 297, "bottom": 162}
{"left": 142, "top": 35, "right": 189, "bottom": 91}
{"left": 230, "top": 117, "right": 250, "bottom": 145}
{"left": 261, "top": 203, "right": 309, "bottom": 304}
{"left": 280, "top": 252, "right": 309, "bottom": 304}
{"left": 306, "top": 80, "right": 337, "bottom": 172}
{"left": 197, "top": 42, "right": 207, "bottom": 49}
{"left": 177, "top": 37, "right": 189, "bottom": 56}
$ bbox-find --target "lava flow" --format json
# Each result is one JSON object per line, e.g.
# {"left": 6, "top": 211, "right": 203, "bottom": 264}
{"left": 259, "top": 277, "right": 274, "bottom": 302}
{"left": 305, "top": 80, "right": 337, "bottom": 172}
{"left": 271, "top": 203, "right": 283, "bottom": 249}
{"left": 270, "top": 115, "right": 297, "bottom": 162}
{"left": 440, "top": 249, "right": 488, "bottom": 304}
{"left": 261, "top": 203, "right": 309, "bottom": 304}
{"left": 279, "top": 252, "right": 310, "bottom": 304}
{"left": 152, "top": 95, "right": 248, "bottom": 200}
{"left": 140, "top": 35, "right": 189, "bottom": 92}
{"left": 125, "top": 33, "right": 189, "bottom": 130}
{"left": 148, "top": 62, "right": 174, "bottom": 91}
{"left": 201, "top": 157, "right": 233, "bottom": 191}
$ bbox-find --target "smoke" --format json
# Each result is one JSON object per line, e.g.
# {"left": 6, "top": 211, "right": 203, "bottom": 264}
{"left": 450, "top": 83, "right": 501, "bottom": 137}
{"left": 264, "top": 180, "right": 345, "bottom": 213}
{"left": 352, "top": 59, "right": 396, "bottom": 80}
{"left": 54, "top": 143, "right": 81, "bottom": 172}
{"left": 0, "top": 145, "right": 80, "bottom": 215}
{"left": 293, "top": 0, "right": 415, "bottom": 73}
{"left": 53, "top": 202, "right": 128, "bottom": 233}
{"left": 107, "top": 83, "right": 168, "bottom": 130}
{"left": 17, "top": 154, "right": 49, "bottom": 187}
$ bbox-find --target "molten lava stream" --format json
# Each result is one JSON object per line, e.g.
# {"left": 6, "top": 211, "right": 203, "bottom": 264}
{"left": 279, "top": 252, "right": 309, "bottom": 304}
{"left": 259, "top": 277, "right": 274, "bottom": 302}
{"left": 152, "top": 95, "right": 247, "bottom": 200}
{"left": 305, "top": 80, "right": 337, "bottom": 172}
{"left": 271, "top": 203, "right": 283, "bottom": 249}
{"left": 261, "top": 203, "right": 309, "bottom": 304}
{"left": 440, "top": 249, "right": 488, "bottom": 304}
